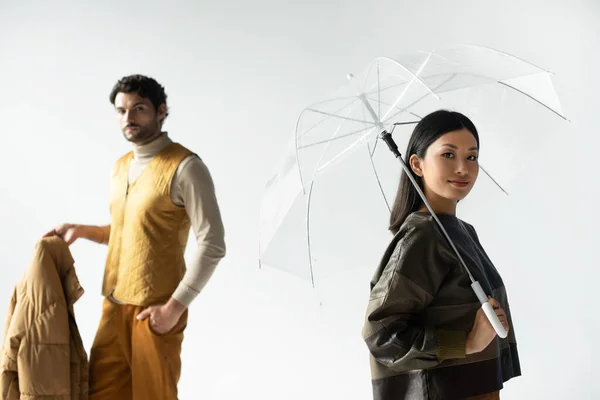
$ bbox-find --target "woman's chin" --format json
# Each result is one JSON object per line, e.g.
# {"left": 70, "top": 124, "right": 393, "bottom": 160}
{"left": 441, "top": 191, "right": 470, "bottom": 203}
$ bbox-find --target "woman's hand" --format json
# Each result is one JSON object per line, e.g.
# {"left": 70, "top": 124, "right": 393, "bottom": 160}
{"left": 466, "top": 297, "right": 510, "bottom": 354}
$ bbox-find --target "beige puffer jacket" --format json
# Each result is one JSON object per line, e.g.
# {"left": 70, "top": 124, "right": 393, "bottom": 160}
{"left": 1, "top": 237, "right": 89, "bottom": 399}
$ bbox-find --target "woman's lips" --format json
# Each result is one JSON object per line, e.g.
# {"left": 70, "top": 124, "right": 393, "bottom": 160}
{"left": 449, "top": 180, "right": 469, "bottom": 187}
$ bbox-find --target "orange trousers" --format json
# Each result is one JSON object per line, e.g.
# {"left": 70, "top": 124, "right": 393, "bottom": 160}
{"left": 89, "top": 298, "right": 188, "bottom": 400}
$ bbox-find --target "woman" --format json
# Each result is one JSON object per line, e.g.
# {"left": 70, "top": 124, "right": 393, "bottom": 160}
{"left": 362, "top": 110, "right": 521, "bottom": 400}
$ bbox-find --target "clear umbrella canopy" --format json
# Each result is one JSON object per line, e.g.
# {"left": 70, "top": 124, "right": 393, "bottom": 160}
{"left": 259, "top": 44, "right": 568, "bottom": 289}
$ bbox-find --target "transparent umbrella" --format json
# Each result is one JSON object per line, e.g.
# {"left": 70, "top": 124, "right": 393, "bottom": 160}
{"left": 259, "top": 44, "right": 568, "bottom": 337}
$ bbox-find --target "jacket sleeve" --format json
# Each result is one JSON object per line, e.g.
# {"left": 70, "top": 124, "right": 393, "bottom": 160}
{"left": 362, "top": 225, "right": 467, "bottom": 372}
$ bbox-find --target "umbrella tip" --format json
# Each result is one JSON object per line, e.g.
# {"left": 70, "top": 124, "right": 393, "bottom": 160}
{"left": 346, "top": 73, "right": 354, "bottom": 80}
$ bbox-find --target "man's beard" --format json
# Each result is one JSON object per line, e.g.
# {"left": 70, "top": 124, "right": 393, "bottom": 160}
{"left": 122, "top": 121, "right": 160, "bottom": 144}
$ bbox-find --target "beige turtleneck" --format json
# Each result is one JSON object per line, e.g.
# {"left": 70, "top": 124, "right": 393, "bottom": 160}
{"left": 108, "top": 132, "right": 226, "bottom": 307}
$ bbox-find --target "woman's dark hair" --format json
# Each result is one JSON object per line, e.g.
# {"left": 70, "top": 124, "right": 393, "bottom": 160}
{"left": 109, "top": 74, "right": 169, "bottom": 122}
{"left": 388, "top": 110, "right": 480, "bottom": 234}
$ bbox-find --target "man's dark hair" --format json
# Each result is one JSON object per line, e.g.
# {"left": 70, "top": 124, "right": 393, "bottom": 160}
{"left": 109, "top": 74, "right": 169, "bottom": 121}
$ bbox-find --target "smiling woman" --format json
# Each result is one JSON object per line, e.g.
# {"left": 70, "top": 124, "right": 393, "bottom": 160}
{"left": 411, "top": 128, "right": 480, "bottom": 207}
{"left": 390, "top": 110, "right": 481, "bottom": 230}
{"left": 362, "top": 110, "right": 520, "bottom": 400}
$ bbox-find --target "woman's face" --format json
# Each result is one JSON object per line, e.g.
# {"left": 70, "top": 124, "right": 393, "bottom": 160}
{"left": 410, "top": 128, "right": 479, "bottom": 204}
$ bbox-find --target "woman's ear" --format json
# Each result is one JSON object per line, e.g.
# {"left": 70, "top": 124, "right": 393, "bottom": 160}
{"left": 409, "top": 154, "right": 424, "bottom": 177}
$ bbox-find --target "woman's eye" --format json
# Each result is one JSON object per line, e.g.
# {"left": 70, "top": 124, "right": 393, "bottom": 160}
{"left": 468, "top": 155, "right": 478, "bottom": 161}
{"left": 442, "top": 152, "right": 454, "bottom": 158}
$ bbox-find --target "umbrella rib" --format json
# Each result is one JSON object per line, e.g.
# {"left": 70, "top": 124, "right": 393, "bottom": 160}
{"left": 308, "top": 95, "right": 364, "bottom": 107}
{"left": 370, "top": 134, "right": 378, "bottom": 157}
{"left": 461, "top": 43, "right": 554, "bottom": 74}
{"left": 363, "top": 95, "right": 425, "bottom": 120}
{"left": 498, "top": 81, "right": 569, "bottom": 121}
{"left": 305, "top": 108, "right": 376, "bottom": 124}
{"left": 480, "top": 165, "right": 509, "bottom": 195}
{"left": 297, "top": 97, "right": 363, "bottom": 140}
{"left": 306, "top": 180, "right": 316, "bottom": 288}
{"left": 367, "top": 140, "right": 392, "bottom": 212}
{"left": 379, "top": 73, "right": 458, "bottom": 123}
{"left": 379, "top": 52, "right": 438, "bottom": 122}
{"left": 366, "top": 69, "right": 568, "bottom": 122}
{"left": 300, "top": 78, "right": 410, "bottom": 139}
{"left": 376, "top": 56, "right": 438, "bottom": 100}
{"left": 364, "top": 80, "right": 410, "bottom": 97}
{"left": 296, "top": 98, "right": 369, "bottom": 191}
{"left": 310, "top": 94, "right": 386, "bottom": 174}
{"left": 362, "top": 72, "right": 455, "bottom": 104}
{"left": 298, "top": 125, "right": 375, "bottom": 150}
{"left": 377, "top": 63, "right": 381, "bottom": 120}
{"left": 301, "top": 98, "right": 371, "bottom": 186}
{"left": 363, "top": 96, "right": 371, "bottom": 153}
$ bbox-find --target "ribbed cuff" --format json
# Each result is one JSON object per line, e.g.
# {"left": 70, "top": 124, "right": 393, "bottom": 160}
{"left": 171, "top": 284, "right": 200, "bottom": 307}
{"left": 436, "top": 329, "right": 467, "bottom": 361}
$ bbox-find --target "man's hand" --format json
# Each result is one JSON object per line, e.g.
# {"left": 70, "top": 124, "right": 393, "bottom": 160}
{"left": 136, "top": 298, "right": 187, "bottom": 335}
{"left": 44, "top": 224, "right": 110, "bottom": 245}
{"left": 44, "top": 224, "right": 83, "bottom": 246}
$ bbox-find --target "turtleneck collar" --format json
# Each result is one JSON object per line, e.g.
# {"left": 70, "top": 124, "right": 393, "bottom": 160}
{"left": 131, "top": 132, "right": 173, "bottom": 163}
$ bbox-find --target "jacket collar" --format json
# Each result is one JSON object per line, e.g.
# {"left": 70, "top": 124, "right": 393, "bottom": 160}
{"left": 39, "top": 237, "right": 84, "bottom": 307}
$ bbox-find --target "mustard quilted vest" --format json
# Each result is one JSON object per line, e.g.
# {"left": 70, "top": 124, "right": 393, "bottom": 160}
{"left": 102, "top": 142, "right": 193, "bottom": 306}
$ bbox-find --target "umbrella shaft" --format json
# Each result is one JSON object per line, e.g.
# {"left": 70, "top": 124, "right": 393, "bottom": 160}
{"left": 359, "top": 94, "right": 384, "bottom": 130}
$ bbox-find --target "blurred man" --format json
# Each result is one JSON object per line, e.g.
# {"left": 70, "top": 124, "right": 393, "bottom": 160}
{"left": 46, "top": 74, "right": 226, "bottom": 399}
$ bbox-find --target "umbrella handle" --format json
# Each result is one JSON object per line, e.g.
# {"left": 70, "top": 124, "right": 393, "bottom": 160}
{"left": 472, "top": 281, "right": 508, "bottom": 339}
{"left": 481, "top": 302, "right": 508, "bottom": 339}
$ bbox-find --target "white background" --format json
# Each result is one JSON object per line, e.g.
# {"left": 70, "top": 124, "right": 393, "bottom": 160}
{"left": 1, "top": 0, "right": 598, "bottom": 399}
